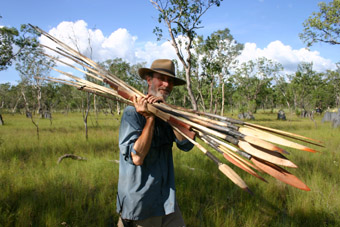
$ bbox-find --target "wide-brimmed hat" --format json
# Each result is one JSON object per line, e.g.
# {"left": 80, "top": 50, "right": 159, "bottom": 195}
{"left": 138, "top": 59, "right": 186, "bottom": 86}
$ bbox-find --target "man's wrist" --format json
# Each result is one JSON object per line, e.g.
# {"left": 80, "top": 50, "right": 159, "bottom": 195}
{"left": 144, "top": 115, "right": 155, "bottom": 120}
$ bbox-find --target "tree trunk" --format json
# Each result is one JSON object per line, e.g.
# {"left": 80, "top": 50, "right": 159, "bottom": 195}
{"left": 116, "top": 100, "right": 121, "bottom": 115}
{"left": 11, "top": 94, "right": 22, "bottom": 114}
{"left": 184, "top": 67, "right": 197, "bottom": 110}
{"left": 293, "top": 93, "right": 298, "bottom": 110}
{"left": 195, "top": 77, "right": 206, "bottom": 112}
{"left": 94, "top": 94, "right": 98, "bottom": 126}
{"left": 36, "top": 85, "right": 42, "bottom": 116}
{"left": 197, "top": 89, "right": 206, "bottom": 112}
{"left": 0, "top": 114, "right": 4, "bottom": 125}
{"left": 84, "top": 93, "right": 90, "bottom": 140}
{"left": 220, "top": 74, "right": 225, "bottom": 116}
{"left": 209, "top": 82, "right": 213, "bottom": 113}
{"left": 22, "top": 90, "right": 39, "bottom": 140}
{"left": 21, "top": 91, "right": 30, "bottom": 115}
{"left": 213, "top": 102, "right": 218, "bottom": 114}
{"left": 81, "top": 97, "right": 85, "bottom": 118}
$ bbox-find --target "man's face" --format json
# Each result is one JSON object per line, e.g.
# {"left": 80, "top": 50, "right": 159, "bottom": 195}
{"left": 147, "top": 72, "right": 174, "bottom": 100}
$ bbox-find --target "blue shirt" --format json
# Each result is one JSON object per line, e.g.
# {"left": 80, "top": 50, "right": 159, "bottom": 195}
{"left": 116, "top": 105, "right": 194, "bottom": 220}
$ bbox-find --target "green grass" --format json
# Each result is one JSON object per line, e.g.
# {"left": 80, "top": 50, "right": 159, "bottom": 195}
{"left": 0, "top": 111, "right": 339, "bottom": 226}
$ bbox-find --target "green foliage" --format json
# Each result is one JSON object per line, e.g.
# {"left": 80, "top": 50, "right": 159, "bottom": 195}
{"left": 295, "top": 108, "right": 301, "bottom": 116}
{"left": 151, "top": 0, "right": 224, "bottom": 110}
{"left": 288, "top": 62, "right": 326, "bottom": 110}
{"left": 0, "top": 22, "right": 39, "bottom": 71}
{"left": 300, "top": 0, "right": 340, "bottom": 47}
{"left": 100, "top": 58, "right": 147, "bottom": 93}
{"left": 231, "top": 57, "right": 283, "bottom": 113}
{"left": 192, "top": 28, "right": 243, "bottom": 113}
{"left": 1, "top": 58, "right": 340, "bottom": 115}
{"left": 152, "top": 0, "right": 223, "bottom": 42}
{"left": 325, "top": 63, "right": 340, "bottom": 107}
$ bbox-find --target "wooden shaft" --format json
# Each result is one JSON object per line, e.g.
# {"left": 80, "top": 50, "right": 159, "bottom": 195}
{"left": 172, "top": 126, "right": 250, "bottom": 192}
{"left": 155, "top": 103, "right": 240, "bottom": 131}
{"left": 164, "top": 101, "right": 322, "bottom": 146}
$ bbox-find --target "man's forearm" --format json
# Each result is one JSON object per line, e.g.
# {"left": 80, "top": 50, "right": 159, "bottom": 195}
{"left": 132, "top": 116, "right": 155, "bottom": 165}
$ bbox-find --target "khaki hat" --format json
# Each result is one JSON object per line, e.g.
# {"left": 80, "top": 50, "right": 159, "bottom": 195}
{"left": 138, "top": 59, "right": 186, "bottom": 86}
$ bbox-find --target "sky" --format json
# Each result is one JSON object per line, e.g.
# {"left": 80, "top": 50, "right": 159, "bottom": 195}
{"left": 1, "top": 0, "right": 339, "bottom": 84}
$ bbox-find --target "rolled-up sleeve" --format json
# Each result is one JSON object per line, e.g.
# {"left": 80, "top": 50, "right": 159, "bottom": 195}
{"left": 175, "top": 138, "right": 194, "bottom": 151}
{"left": 119, "top": 106, "right": 145, "bottom": 164}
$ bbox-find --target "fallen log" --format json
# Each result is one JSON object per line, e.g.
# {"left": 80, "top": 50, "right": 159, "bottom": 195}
{"left": 57, "top": 154, "right": 87, "bottom": 164}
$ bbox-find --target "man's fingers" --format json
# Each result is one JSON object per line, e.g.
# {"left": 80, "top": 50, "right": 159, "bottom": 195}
{"left": 146, "top": 95, "right": 164, "bottom": 104}
{"left": 133, "top": 95, "right": 137, "bottom": 104}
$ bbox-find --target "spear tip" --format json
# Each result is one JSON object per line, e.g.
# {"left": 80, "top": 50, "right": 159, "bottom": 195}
{"left": 303, "top": 147, "right": 318, "bottom": 153}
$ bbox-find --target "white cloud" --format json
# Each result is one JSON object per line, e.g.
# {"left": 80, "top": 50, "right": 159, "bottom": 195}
{"left": 238, "top": 40, "right": 336, "bottom": 74}
{"left": 40, "top": 20, "right": 176, "bottom": 68}
{"left": 40, "top": 21, "right": 336, "bottom": 76}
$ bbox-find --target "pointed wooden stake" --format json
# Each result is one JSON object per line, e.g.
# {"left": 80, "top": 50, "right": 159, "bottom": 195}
{"left": 251, "top": 157, "right": 310, "bottom": 191}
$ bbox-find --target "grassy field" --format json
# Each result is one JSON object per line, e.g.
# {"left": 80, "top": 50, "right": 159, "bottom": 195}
{"left": 0, "top": 111, "right": 339, "bottom": 226}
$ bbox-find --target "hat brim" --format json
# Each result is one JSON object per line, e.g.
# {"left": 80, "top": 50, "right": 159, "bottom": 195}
{"left": 138, "top": 68, "right": 186, "bottom": 86}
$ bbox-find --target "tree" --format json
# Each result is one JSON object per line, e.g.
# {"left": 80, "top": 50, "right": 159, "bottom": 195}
{"left": 100, "top": 58, "right": 147, "bottom": 114}
{"left": 231, "top": 57, "right": 282, "bottom": 113}
{"left": 273, "top": 74, "right": 294, "bottom": 111}
{"left": 0, "top": 20, "right": 38, "bottom": 71}
{"left": 299, "top": 0, "right": 340, "bottom": 47}
{"left": 15, "top": 42, "right": 55, "bottom": 116}
{"left": 193, "top": 35, "right": 217, "bottom": 112}
{"left": 200, "top": 28, "right": 243, "bottom": 115}
{"left": 0, "top": 83, "right": 11, "bottom": 110}
{"left": 288, "top": 62, "right": 325, "bottom": 110}
{"left": 325, "top": 63, "right": 340, "bottom": 108}
{"left": 151, "top": 0, "right": 223, "bottom": 110}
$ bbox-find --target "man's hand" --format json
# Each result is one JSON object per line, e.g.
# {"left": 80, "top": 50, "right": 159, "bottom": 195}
{"left": 145, "top": 94, "right": 165, "bottom": 104}
{"left": 133, "top": 95, "right": 165, "bottom": 119}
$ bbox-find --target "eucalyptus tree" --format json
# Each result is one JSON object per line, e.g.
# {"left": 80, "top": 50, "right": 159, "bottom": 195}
{"left": 192, "top": 35, "right": 214, "bottom": 112}
{"left": 0, "top": 21, "right": 38, "bottom": 71}
{"left": 325, "top": 63, "right": 340, "bottom": 108}
{"left": 231, "top": 57, "right": 283, "bottom": 113}
{"left": 201, "top": 28, "right": 243, "bottom": 115}
{"left": 150, "top": 0, "right": 223, "bottom": 110}
{"left": 0, "top": 83, "right": 25, "bottom": 114}
{"left": 100, "top": 58, "right": 147, "bottom": 114}
{"left": 0, "top": 83, "right": 11, "bottom": 110}
{"left": 15, "top": 41, "right": 55, "bottom": 116}
{"left": 300, "top": 0, "right": 340, "bottom": 47}
{"left": 101, "top": 58, "right": 146, "bottom": 91}
{"left": 167, "top": 59, "right": 191, "bottom": 107}
{"left": 288, "top": 62, "right": 326, "bottom": 110}
{"left": 273, "top": 74, "right": 294, "bottom": 111}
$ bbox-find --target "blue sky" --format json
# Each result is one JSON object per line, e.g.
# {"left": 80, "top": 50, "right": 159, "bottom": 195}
{"left": 1, "top": 0, "right": 339, "bottom": 84}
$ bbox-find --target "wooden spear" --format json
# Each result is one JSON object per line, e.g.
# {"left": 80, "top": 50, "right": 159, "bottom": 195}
{"left": 165, "top": 104, "right": 323, "bottom": 146}
{"left": 203, "top": 133, "right": 310, "bottom": 190}
{"left": 30, "top": 24, "right": 318, "bottom": 191}
{"left": 172, "top": 126, "right": 252, "bottom": 193}
{"left": 198, "top": 133, "right": 267, "bottom": 182}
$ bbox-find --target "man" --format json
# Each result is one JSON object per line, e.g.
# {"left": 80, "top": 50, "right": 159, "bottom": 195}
{"left": 117, "top": 59, "right": 194, "bottom": 227}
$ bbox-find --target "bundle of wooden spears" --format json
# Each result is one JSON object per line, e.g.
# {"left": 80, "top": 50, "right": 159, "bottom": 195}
{"left": 31, "top": 24, "right": 323, "bottom": 193}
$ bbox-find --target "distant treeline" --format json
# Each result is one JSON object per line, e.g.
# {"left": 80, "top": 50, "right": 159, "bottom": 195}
{"left": 1, "top": 58, "right": 339, "bottom": 117}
